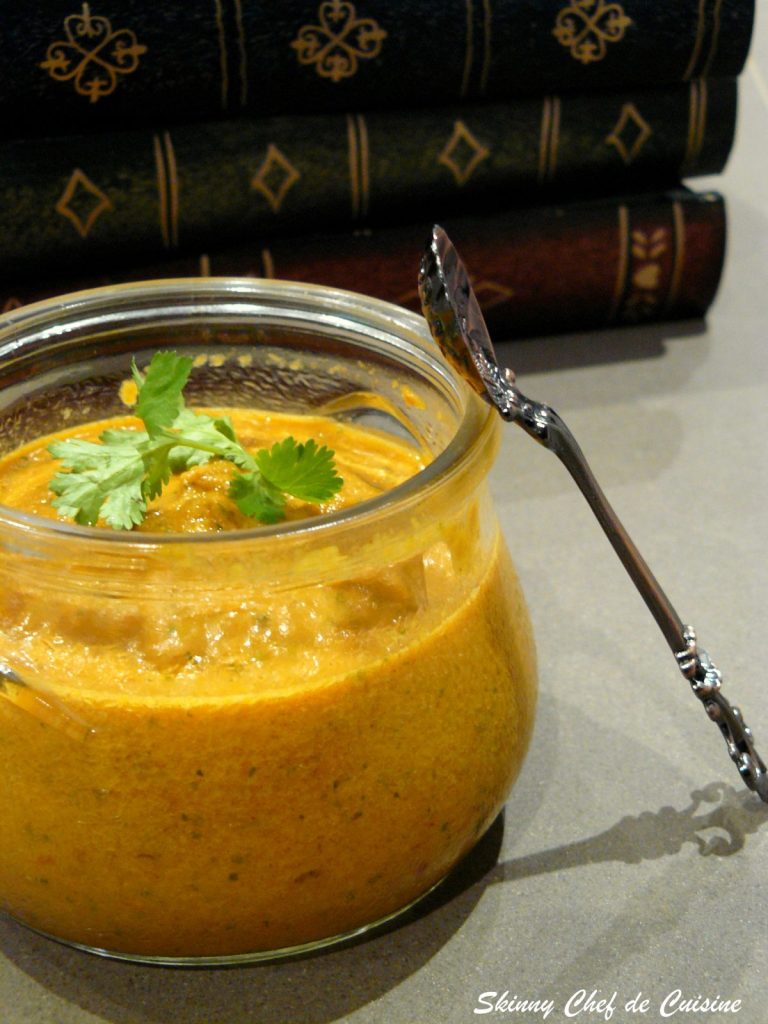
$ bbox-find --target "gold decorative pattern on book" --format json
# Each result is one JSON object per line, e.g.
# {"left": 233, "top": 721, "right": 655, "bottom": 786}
{"left": 291, "top": 1, "right": 387, "bottom": 83}
{"left": 438, "top": 121, "right": 490, "bottom": 186}
{"left": 39, "top": 3, "right": 147, "bottom": 103}
{"left": 55, "top": 168, "right": 112, "bottom": 237}
{"left": 553, "top": 0, "right": 632, "bottom": 65}
{"left": 605, "top": 103, "right": 652, "bottom": 164}
{"left": 624, "top": 227, "right": 668, "bottom": 319}
{"left": 251, "top": 145, "right": 301, "bottom": 212}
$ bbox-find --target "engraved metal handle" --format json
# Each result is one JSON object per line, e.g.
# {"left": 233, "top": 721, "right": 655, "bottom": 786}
{"left": 419, "top": 224, "right": 768, "bottom": 802}
{"left": 508, "top": 385, "right": 768, "bottom": 800}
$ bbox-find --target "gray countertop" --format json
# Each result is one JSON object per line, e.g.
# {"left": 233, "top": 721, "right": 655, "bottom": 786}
{"left": 3, "top": 16, "right": 767, "bottom": 1024}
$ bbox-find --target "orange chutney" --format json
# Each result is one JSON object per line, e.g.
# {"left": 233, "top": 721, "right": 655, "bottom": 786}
{"left": 0, "top": 408, "right": 537, "bottom": 960}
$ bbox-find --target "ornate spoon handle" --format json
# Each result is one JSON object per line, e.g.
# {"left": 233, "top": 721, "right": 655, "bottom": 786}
{"left": 419, "top": 225, "right": 768, "bottom": 801}
{"left": 509, "top": 383, "right": 766, "bottom": 800}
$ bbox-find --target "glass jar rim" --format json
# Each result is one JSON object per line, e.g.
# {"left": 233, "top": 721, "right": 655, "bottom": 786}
{"left": 0, "top": 277, "right": 498, "bottom": 553}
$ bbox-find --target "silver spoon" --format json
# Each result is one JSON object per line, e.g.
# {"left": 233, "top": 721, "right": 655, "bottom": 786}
{"left": 418, "top": 224, "right": 768, "bottom": 802}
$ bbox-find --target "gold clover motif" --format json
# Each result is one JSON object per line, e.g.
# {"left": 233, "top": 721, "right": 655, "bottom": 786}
{"left": 40, "top": 3, "right": 147, "bottom": 103}
{"left": 438, "top": 121, "right": 490, "bottom": 186}
{"left": 251, "top": 145, "right": 301, "bottom": 212}
{"left": 605, "top": 103, "right": 652, "bottom": 164}
{"left": 553, "top": 0, "right": 632, "bottom": 64}
{"left": 291, "top": 0, "right": 387, "bottom": 83}
{"left": 55, "top": 168, "right": 113, "bottom": 237}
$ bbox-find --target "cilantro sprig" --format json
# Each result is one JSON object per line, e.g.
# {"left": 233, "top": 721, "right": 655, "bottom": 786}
{"left": 48, "top": 351, "right": 343, "bottom": 530}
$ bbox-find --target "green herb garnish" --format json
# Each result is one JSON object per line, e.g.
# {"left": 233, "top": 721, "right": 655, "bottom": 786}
{"left": 48, "top": 351, "right": 343, "bottom": 530}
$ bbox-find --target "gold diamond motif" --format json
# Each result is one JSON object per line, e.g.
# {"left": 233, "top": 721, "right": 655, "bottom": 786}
{"left": 396, "top": 278, "right": 512, "bottom": 312}
{"left": 438, "top": 121, "right": 490, "bottom": 186}
{"left": 471, "top": 280, "right": 514, "bottom": 309}
{"left": 55, "top": 168, "right": 112, "bottom": 237}
{"left": 251, "top": 144, "right": 301, "bottom": 212}
{"left": 605, "top": 103, "right": 652, "bottom": 164}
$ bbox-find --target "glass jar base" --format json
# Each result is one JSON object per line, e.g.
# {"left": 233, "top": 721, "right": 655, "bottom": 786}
{"left": 9, "top": 875, "right": 448, "bottom": 967}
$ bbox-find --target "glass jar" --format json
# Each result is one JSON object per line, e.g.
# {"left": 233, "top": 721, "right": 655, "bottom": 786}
{"left": 0, "top": 279, "right": 536, "bottom": 964}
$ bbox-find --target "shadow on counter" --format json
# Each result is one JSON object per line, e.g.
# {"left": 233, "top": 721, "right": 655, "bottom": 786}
{"left": 497, "top": 318, "right": 707, "bottom": 377}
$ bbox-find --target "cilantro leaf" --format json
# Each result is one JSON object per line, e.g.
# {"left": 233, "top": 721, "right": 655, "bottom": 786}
{"left": 255, "top": 438, "right": 344, "bottom": 503}
{"left": 49, "top": 436, "right": 146, "bottom": 529}
{"left": 163, "top": 410, "right": 251, "bottom": 473}
{"left": 228, "top": 471, "right": 286, "bottom": 524}
{"left": 133, "top": 351, "right": 194, "bottom": 437}
{"left": 47, "top": 352, "right": 344, "bottom": 529}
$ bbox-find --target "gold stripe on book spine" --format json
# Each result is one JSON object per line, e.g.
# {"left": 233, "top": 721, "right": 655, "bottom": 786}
{"left": 684, "top": 0, "right": 723, "bottom": 81}
{"left": 356, "top": 115, "right": 370, "bottom": 217}
{"left": 537, "top": 97, "right": 561, "bottom": 182}
{"left": 461, "top": 0, "right": 475, "bottom": 97}
{"left": 261, "top": 248, "right": 276, "bottom": 278}
{"left": 684, "top": 0, "right": 708, "bottom": 80}
{"left": 607, "top": 204, "right": 630, "bottom": 323}
{"left": 164, "top": 132, "right": 179, "bottom": 248}
{"left": 233, "top": 0, "right": 248, "bottom": 107}
{"left": 548, "top": 96, "right": 561, "bottom": 181}
{"left": 461, "top": 0, "right": 493, "bottom": 97}
{"left": 701, "top": 0, "right": 724, "bottom": 78}
{"left": 663, "top": 200, "right": 686, "bottom": 313}
{"left": 153, "top": 132, "right": 179, "bottom": 249}
{"left": 537, "top": 98, "right": 552, "bottom": 183}
{"left": 152, "top": 134, "right": 170, "bottom": 248}
{"left": 346, "top": 114, "right": 361, "bottom": 218}
{"left": 683, "top": 79, "right": 708, "bottom": 173}
{"left": 481, "top": 0, "right": 492, "bottom": 94}
{"left": 213, "top": 0, "right": 229, "bottom": 110}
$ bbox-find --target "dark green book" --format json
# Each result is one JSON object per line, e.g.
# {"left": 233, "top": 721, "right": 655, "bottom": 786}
{"left": 0, "top": 80, "right": 736, "bottom": 278}
{"left": 1, "top": 1, "right": 754, "bottom": 133}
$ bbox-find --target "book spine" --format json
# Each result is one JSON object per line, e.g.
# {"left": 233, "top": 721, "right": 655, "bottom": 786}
{"left": 1, "top": 190, "right": 726, "bottom": 339}
{"left": 3, "top": 1, "right": 754, "bottom": 131}
{"left": 0, "top": 81, "right": 737, "bottom": 278}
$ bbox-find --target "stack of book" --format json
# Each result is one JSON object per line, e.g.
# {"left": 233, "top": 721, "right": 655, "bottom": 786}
{"left": 0, "top": 0, "right": 756, "bottom": 338}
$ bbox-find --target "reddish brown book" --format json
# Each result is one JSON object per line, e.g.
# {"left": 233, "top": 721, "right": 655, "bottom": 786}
{"left": 1, "top": 188, "right": 725, "bottom": 339}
